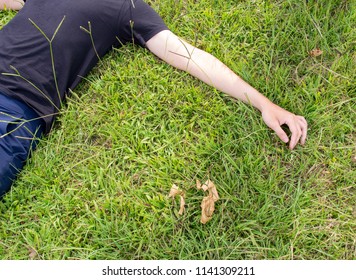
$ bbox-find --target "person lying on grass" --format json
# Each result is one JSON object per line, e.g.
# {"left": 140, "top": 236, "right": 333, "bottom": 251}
{"left": 0, "top": 0, "right": 307, "bottom": 197}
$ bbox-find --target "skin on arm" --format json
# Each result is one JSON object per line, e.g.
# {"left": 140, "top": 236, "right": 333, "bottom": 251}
{"left": 0, "top": 0, "right": 24, "bottom": 10}
{"left": 146, "top": 30, "right": 307, "bottom": 150}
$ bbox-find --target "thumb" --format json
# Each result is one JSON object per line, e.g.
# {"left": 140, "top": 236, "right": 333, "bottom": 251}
{"left": 270, "top": 124, "right": 289, "bottom": 143}
{"left": 262, "top": 109, "right": 289, "bottom": 143}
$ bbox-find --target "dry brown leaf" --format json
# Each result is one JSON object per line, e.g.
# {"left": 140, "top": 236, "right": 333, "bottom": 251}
{"left": 178, "top": 195, "right": 185, "bottom": 215}
{"left": 27, "top": 246, "right": 37, "bottom": 260}
{"left": 169, "top": 184, "right": 181, "bottom": 198}
{"left": 309, "top": 48, "right": 323, "bottom": 57}
{"left": 206, "top": 180, "right": 219, "bottom": 202}
{"left": 196, "top": 179, "right": 202, "bottom": 190}
{"left": 196, "top": 179, "right": 208, "bottom": 192}
{"left": 201, "top": 194, "right": 216, "bottom": 224}
{"left": 169, "top": 184, "right": 185, "bottom": 215}
{"left": 198, "top": 180, "right": 219, "bottom": 224}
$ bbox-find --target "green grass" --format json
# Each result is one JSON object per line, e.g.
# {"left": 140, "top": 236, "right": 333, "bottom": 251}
{"left": 0, "top": 0, "right": 355, "bottom": 260}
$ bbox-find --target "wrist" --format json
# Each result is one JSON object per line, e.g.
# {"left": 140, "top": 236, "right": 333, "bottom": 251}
{"left": 253, "top": 95, "right": 275, "bottom": 113}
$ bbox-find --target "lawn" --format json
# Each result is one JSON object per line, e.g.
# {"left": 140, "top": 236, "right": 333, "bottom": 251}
{"left": 0, "top": 0, "right": 355, "bottom": 259}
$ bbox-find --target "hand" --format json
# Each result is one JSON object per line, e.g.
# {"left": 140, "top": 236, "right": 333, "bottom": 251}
{"left": 261, "top": 103, "right": 308, "bottom": 150}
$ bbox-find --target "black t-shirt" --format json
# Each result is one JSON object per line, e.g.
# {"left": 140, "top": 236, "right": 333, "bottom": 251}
{"left": 0, "top": 0, "right": 168, "bottom": 132}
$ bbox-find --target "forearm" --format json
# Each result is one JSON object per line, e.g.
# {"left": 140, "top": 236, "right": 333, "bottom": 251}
{"left": 147, "top": 30, "right": 273, "bottom": 112}
{"left": 180, "top": 45, "right": 273, "bottom": 112}
{"left": 0, "top": 0, "right": 24, "bottom": 10}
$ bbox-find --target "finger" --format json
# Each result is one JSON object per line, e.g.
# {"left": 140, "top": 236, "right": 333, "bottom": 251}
{"left": 291, "top": 126, "right": 302, "bottom": 149}
{"left": 297, "top": 117, "right": 308, "bottom": 145}
{"left": 286, "top": 118, "right": 302, "bottom": 150}
{"left": 297, "top": 116, "right": 308, "bottom": 126}
{"left": 270, "top": 123, "right": 289, "bottom": 144}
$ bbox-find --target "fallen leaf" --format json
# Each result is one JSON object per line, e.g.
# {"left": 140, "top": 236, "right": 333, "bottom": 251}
{"left": 201, "top": 194, "right": 216, "bottom": 224}
{"left": 169, "top": 184, "right": 181, "bottom": 198}
{"left": 178, "top": 196, "right": 185, "bottom": 215}
{"left": 196, "top": 179, "right": 208, "bottom": 192}
{"left": 196, "top": 179, "right": 202, "bottom": 190}
{"left": 309, "top": 48, "right": 323, "bottom": 57}
{"left": 27, "top": 246, "right": 37, "bottom": 260}
{"left": 206, "top": 180, "right": 219, "bottom": 202}
{"left": 198, "top": 180, "right": 219, "bottom": 201}
{"left": 198, "top": 180, "right": 219, "bottom": 224}
{"left": 169, "top": 184, "right": 185, "bottom": 215}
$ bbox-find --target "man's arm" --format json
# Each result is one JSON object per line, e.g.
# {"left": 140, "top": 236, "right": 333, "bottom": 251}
{"left": 146, "top": 30, "right": 307, "bottom": 150}
{"left": 0, "top": 0, "right": 24, "bottom": 10}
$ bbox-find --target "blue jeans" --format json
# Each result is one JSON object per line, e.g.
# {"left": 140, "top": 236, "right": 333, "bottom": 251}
{"left": 0, "top": 92, "right": 44, "bottom": 197}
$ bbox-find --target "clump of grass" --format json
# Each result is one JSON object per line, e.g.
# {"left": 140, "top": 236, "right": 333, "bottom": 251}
{"left": 0, "top": 0, "right": 355, "bottom": 260}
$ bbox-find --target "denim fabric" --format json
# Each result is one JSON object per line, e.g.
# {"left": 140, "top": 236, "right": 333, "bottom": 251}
{"left": 0, "top": 93, "right": 44, "bottom": 197}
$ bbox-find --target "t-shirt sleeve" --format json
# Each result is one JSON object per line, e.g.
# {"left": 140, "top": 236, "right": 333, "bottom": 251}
{"left": 118, "top": 0, "right": 169, "bottom": 47}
